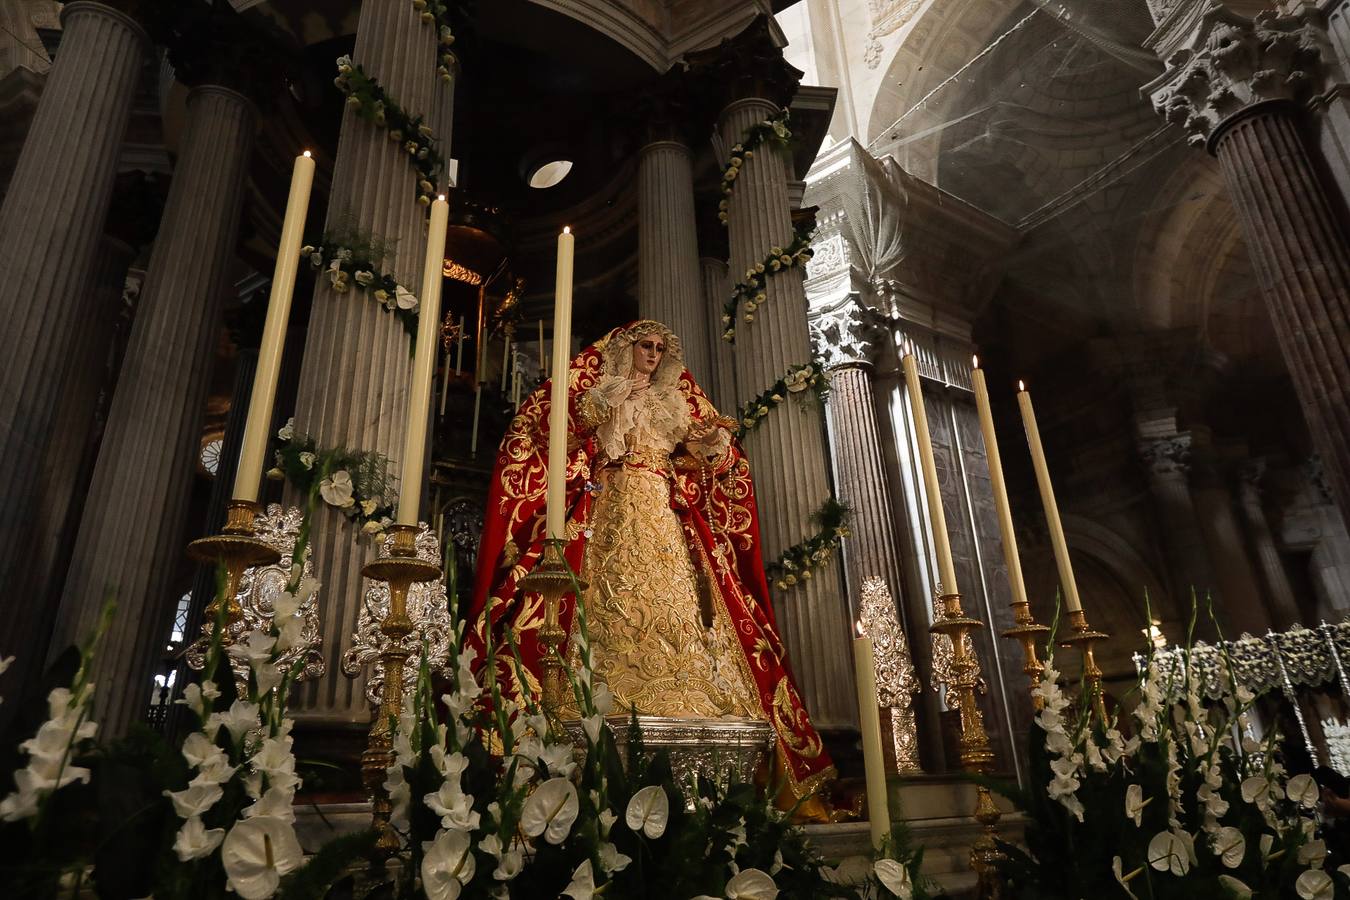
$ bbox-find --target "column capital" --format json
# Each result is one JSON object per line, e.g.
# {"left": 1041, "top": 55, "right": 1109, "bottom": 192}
{"left": 810, "top": 297, "right": 883, "bottom": 370}
{"left": 61, "top": 1, "right": 150, "bottom": 47}
{"left": 1138, "top": 433, "right": 1194, "bottom": 477}
{"left": 1144, "top": 5, "right": 1325, "bottom": 149}
{"left": 633, "top": 67, "right": 705, "bottom": 148}
{"left": 686, "top": 14, "right": 802, "bottom": 112}
{"left": 152, "top": 0, "right": 288, "bottom": 104}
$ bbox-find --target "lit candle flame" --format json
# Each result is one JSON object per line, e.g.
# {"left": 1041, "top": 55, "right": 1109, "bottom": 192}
{"left": 438, "top": 193, "right": 446, "bottom": 201}
{"left": 302, "top": 150, "right": 312, "bottom": 158}
{"left": 563, "top": 225, "right": 571, "bottom": 235}
{"left": 972, "top": 354, "right": 979, "bottom": 369}
{"left": 1018, "top": 379, "right": 1026, "bottom": 392}
{"left": 855, "top": 619, "right": 865, "bottom": 638}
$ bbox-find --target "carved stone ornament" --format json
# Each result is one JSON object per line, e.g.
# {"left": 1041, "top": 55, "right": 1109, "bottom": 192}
{"left": 342, "top": 524, "right": 454, "bottom": 705}
{"left": 805, "top": 232, "right": 848, "bottom": 280}
{"left": 864, "top": 0, "right": 922, "bottom": 69}
{"left": 1146, "top": 6, "right": 1324, "bottom": 147}
{"left": 185, "top": 504, "right": 325, "bottom": 689}
{"left": 1138, "top": 433, "right": 1193, "bottom": 477}
{"left": 858, "top": 576, "right": 923, "bottom": 773}
{"left": 810, "top": 299, "right": 880, "bottom": 370}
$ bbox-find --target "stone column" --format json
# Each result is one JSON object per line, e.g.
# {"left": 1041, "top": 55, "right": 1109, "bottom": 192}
{"left": 704, "top": 24, "right": 855, "bottom": 728}
{"left": 1188, "top": 448, "right": 1271, "bottom": 637}
{"left": 1147, "top": 9, "right": 1350, "bottom": 516}
{"left": 51, "top": 85, "right": 256, "bottom": 738}
{"left": 816, "top": 301, "right": 944, "bottom": 769}
{"left": 1238, "top": 459, "right": 1303, "bottom": 628}
{"left": 288, "top": 5, "right": 439, "bottom": 725}
{"left": 0, "top": 1, "right": 146, "bottom": 662}
{"left": 638, "top": 138, "right": 708, "bottom": 380}
{"left": 1136, "top": 433, "right": 1216, "bottom": 612}
{"left": 699, "top": 255, "right": 737, "bottom": 410}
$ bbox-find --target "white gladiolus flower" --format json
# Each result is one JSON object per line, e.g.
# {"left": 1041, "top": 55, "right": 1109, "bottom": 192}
{"left": 541, "top": 742, "right": 577, "bottom": 779}
{"left": 164, "top": 783, "right": 224, "bottom": 819}
{"left": 592, "top": 682, "right": 614, "bottom": 716}
{"left": 1298, "top": 838, "right": 1327, "bottom": 869}
{"left": 181, "top": 732, "right": 226, "bottom": 769}
{"left": 493, "top": 847, "right": 524, "bottom": 881}
{"left": 599, "top": 841, "right": 632, "bottom": 874}
{"left": 173, "top": 815, "right": 226, "bottom": 861}
{"left": 625, "top": 785, "right": 670, "bottom": 839}
{"left": 176, "top": 680, "right": 220, "bottom": 720}
{"left": 581, "top": 713, "right": 603, "bottom": 745}
{"left": 319, "top": 470, "right": 355, "bottom": 508}
{"left": 190, "top": 755, "right": 238, "bottom": 787}
{"left": 421, "top": 829, "right": 476, "bottom": 900}
{"left": 520, "top": 777, "right": 578, "bottom": 844}
{"left": 1297, "top": 869, "right": 1334, "bottom": 900}
{"left": 875, "top": 858, "right": 913, "bottom": 898}
{"left": 209, "top": 699, "right": 261, "bottom": 746}
{"left": 222, "top": 816, "right": 303, "bottom": 900}
{"left": 562, "top": 859, "right": 595, "bottom": 900}
{"left": 245, "top": 786, "right": 297, "bottom": 823}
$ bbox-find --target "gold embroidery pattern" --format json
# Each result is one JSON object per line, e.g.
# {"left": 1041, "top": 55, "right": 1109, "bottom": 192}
{"left": 581, "top": 462, "right": 761, "bottom": 719}
{"left": 772, "top": 677, "right": 823, "bottom": 760}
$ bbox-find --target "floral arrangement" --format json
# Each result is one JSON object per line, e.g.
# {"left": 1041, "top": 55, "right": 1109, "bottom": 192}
{"left": 411, "top": 0, "right": 461, "bottom": 82}
{"left": 267, "top": 418, "right": 397, "bottom": 585}
{"left": 300, "top": 223, "right": 419, "bottom": 341}
{"left": 766, "top": 497, "right": 851, "bottom": 592}
{"left": 720, "top": 226, "right": 816, "bottom": 344}
{"left": 717, "top": 109, "right": 792, "bottom": 224}
{"left": 734, "top": 360, "right": 830, "bottom": 438}
{"left": 997, "top": 607, "right": 1350, "bottom": 899}
{"left": 333, "top": 56, "right": 445, "bottom": 208}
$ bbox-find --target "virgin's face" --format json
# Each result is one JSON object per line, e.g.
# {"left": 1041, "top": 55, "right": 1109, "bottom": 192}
{"left": 631, "top": 336, "right": 665, "bottom": 376}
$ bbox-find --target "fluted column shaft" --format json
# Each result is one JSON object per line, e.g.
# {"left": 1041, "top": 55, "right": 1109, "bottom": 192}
{"left": 289, "top": 5, "right": 438, "bottom": 724}
{"left": 638, "top": 140, "right": 709, "bottom": 381}
{"left": 1237, "top": 467, "right": 1302, "bottom": 628}
{"left": 1138, "top": 439, "right": 1215, "bottom": 614}
{"left": 719, "top": 95, "right": 852, "bottom": 727}
{"left": 699, "top": 256, "right": 736, "bottom": 411}
{"left": 52, "top": 85, "right": 256, "bottom": 738}
{"left": 1212, "top": 105, "right": 1350, "bottom": 518}
{"left": 0, "top": 2, "right": 145, "bottom": 665}
{"left": 1189, "top": 469, "right": 1270, "bottom": 636}
{"left": 828, "top": 363, "right": 944, "bottom": 766}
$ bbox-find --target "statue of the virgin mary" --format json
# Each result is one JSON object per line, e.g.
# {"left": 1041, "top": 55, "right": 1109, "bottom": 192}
{"left": 468, "top": 320, "right": 835, "bottom": 806}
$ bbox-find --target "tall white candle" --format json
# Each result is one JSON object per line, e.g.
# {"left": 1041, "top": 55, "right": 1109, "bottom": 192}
{"left": 538, "top": 318, "right": 545, "bottom": 373}
{"left": 469, "top": 384, "right": 482, "bottom": 456}
{"left": 1017, "top": 381, "right": 1082, "bottom": 612}
{"left": 454, "top": 315, "right": 465, "bottom": 375}
{"left": 396, "top": 195, "right": 450, "bottom": 526}
{"left": 546, "top": 227, "right": 575, "bottom": 540}
{"left": 232, "top": 151, "right": 314, "bottom": 502}
{"left": 972, "top": 358, "right": 1029, "bottom": 608}
{"left": 853, "top": 622, "right": 890, "bottom": 849}
{"left": 901, "top": 350, "right": 959, "bottom": 595}
{"left": 500, "top": 334, "right": 511, "bottom": 391}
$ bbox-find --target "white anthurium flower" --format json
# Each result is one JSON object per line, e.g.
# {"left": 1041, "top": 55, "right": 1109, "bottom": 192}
{"left": 1240, "top": 776, "right": 1269, "bottom": 805}
{"left": 222, "top": 816, "right": 303, "bottom": 900}
{"left": 164, "top": 782, "right": 223, "bottom": 819}
{"left": 724, "top": 867, "right": 779, "bottom": 900}
{"left": 625, "top": 785, "right": 670, "bottom": 839}
{"left": 421, "top": 828, "right": 476, "bottom": 900}
{"left": 599, "top": 841, "right": 632, "bottom": 874}
{"left": 1125, "top": 784, "right": 1146, "bottom": 826}
{"left": 319, "top": 470, "right": 355, "bottom": 508}
{"left": 1288, "top": 774, "right": 1319, "bottom": 808}
{"left": 1217, "top": 875, "right": 1252, "bottom": 899}
{"left": 875, "top": 858, "right": 913, "bottom": 898}
{"left": 1297, "top": 869, "right": 1334, "bottom": 900}
{"left": 1147, "top": 830, "right": 1191, "bottom": 876}
{"left": 298, "top": 451, "right": 316, "bottom": 469}
{"left": 1112, "top": 857, "right": 1139, "bottom": 900}
{"left": 173, "top": 815, "right": 226, "bottom": 862}
{"left": 396, "top": 285, "right": 418, "bottom": 310}
{"left": 1298, "top": 839, "right": 1327, "bottom": 869}
{"left": 1212, "top": 826, "right": 1245, "bottom": 868}
{"left": 493, "top": 848, "right": 524, "bottom": 881}
{"left": 277, "top": 418, "right": 295, "bottom": 441}
{"left": 521, "top": 777, "right": 579, "bottom": 844}
{"left": 562, "top": 859, "right": 595, "bottom": 900}
{"left": 354, "top": 270, "right": 374, "bottom": 287}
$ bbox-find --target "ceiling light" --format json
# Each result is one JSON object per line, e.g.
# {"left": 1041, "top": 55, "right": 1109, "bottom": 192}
{"left": 528, "top": 159, "right": 573, "bottom": 189}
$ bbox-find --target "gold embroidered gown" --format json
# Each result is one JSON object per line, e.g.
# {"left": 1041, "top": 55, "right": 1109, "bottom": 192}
{"left": 577, "top": 376, "right": 761, "bottom": 719}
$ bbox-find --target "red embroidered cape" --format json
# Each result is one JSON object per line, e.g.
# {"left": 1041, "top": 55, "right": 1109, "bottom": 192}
{"left": 466, "top": 324, "right": 835, "bottom": 800}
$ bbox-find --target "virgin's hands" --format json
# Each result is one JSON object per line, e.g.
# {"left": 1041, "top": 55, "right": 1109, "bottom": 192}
{"left": 628, "top": 377, "right": 651, "bottom": 398}
{"left": 686, "top": 421, "right": 716, "bottom": 442}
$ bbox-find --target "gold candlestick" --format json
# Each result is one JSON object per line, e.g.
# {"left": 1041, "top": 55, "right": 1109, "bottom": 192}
{"left": 187, "top": 500, "right": 282, "bottom": 636}
{"left": 1058, "top": 607, "right": 1109, "bottom": 720}
{"left": 929, "top": 592, "right": 1003, "bottom": 899}
{"left": 1001, "top": 600, "right": 1051, "bottom": 709}
{"left": 518, "top": 539, "right": 586, "bottom": 719}
{"left": 360, "top": 524, "right": 441, "bottom": 856}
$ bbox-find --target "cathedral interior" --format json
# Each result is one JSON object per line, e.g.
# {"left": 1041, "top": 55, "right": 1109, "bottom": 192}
{"left": 2, "top": 0, "right": 1350, "bottom": 845}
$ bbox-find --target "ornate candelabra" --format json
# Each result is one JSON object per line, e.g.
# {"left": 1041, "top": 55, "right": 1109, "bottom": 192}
{"left": 518, "top": 538, "right": 585, "bottom": 718}
{"left": 1058, "top": 607, "right": 1109, "bottom": 720}
{"left": 359, "top": 524, "right": 441, "bottom": 856}
{"left": 187, "top": 500, "right": 282, "bottom": 637}
{"left": 1001, "top": 598, "right": 1051, "bottom": 708}
{"left": 929, "top": 592, "right": 1002, "bottom": 900}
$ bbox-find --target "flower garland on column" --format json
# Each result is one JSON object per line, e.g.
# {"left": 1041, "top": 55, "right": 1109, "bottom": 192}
{"left": 716, "top": 108, "right": 791, "bottom": 225}
{"left": 333, "top": 57, "right": 445, "bottom": 208}
{"left": 300, "top": 229, "right": 420, "bottom": 343}
{"left": 766, "top": 498, "right": 851, "bottom": 590}
{"left": 733, "top": 360, "right": 830, "bottom": 437}
{"left": 720, "top": 224, "right": 815, "bottom": 343}
{"left": 411, "top": 0, "right": 460, "bottom": 82}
